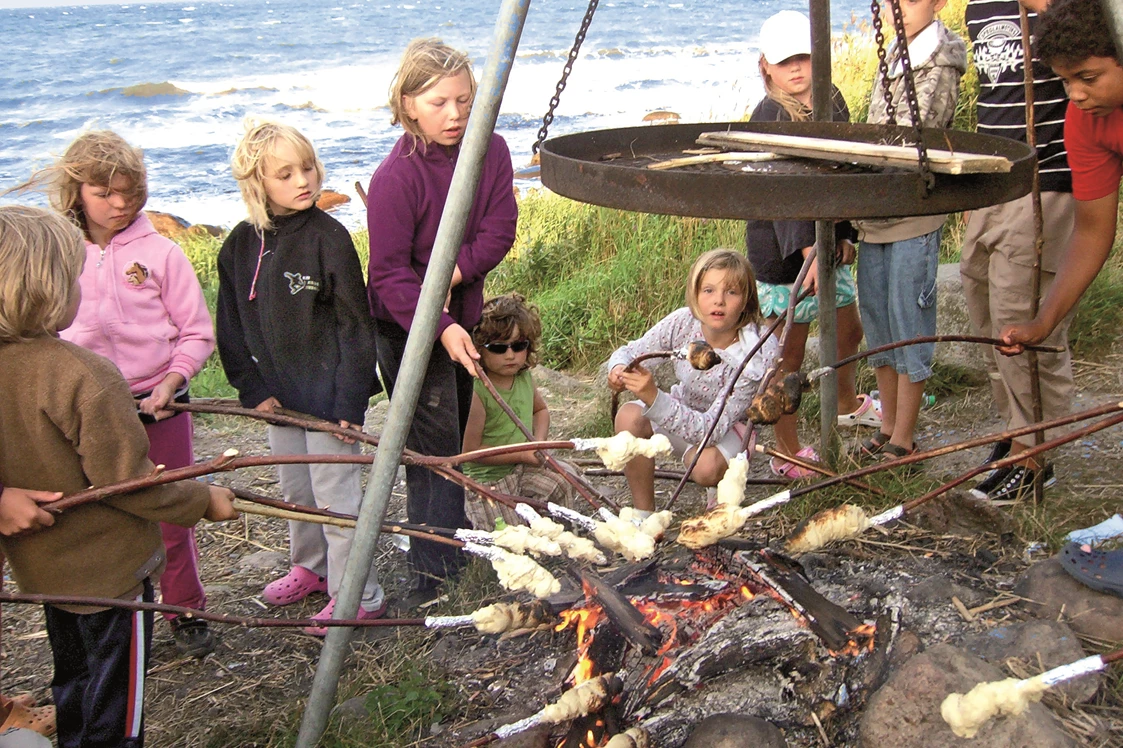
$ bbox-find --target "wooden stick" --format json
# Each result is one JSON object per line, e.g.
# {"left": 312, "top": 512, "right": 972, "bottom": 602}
{"left": 0, "top": 592, "right": 423, "bottom": 628}
{"left": 806, "top": 335, "right": 1064, "bottom": 377}
{"left": 697, "top": 130, "right": 1013, "bottom": 174}
{"left": 755, "top": 444, "right": 884, "bottom": 496}
{"left": 646, "top": 151, "right": 780, "bottom": 170}
{"left": 471, "top": 362, "right": 611, "bottom": 511}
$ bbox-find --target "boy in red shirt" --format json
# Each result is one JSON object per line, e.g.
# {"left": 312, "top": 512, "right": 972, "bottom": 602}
{"left": 1001, "top": 0, "right": 1123, "bottom": 350}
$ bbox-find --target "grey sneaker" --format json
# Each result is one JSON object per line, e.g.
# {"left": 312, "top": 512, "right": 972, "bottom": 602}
{"left": 171, "top": 617, "right": 215, "bottom": 659}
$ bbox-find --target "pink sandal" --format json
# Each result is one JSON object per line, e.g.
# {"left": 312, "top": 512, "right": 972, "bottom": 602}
{"left": 303, "top": 597, "right": 388, "bottom": 636}
{"left": 262, "top": 566, "right": 327, "bottom": 606}
{"left": 770, "top": 446, "right": 820, "bottom": 480}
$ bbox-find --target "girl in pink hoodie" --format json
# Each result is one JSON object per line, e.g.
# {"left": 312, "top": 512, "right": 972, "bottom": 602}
{"left": 45, "top": 131, "right": 217, "bottom": 658}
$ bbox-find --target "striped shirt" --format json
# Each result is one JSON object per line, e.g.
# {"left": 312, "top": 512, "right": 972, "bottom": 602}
{"left": 966, "top": 0, "right": 1071, "bottom": 192}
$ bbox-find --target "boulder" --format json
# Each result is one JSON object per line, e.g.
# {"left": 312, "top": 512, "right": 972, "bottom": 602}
{"left": 317, "top": 189, "right": 350, "bottom": 212}
{"left": 961, "top": 620, "right": 1102, "bottom": 704}
{"left": 1013, "top": 556, "right": 1123, "bottom": 642}
{"left": 145, "top": 210, "right": 191, "bottom": 239}
{"left": 860, "top": 643, "right": 1074, "bottom": 748}
{"left": 683, "top": 713, "right": 786, "bottom": 747}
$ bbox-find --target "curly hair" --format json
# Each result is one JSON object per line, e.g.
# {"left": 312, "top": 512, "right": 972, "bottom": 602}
{"left": 1036, "top": 0, "right": 1117, "bottom": 65}
{"left": 473, "top": 293, "right": 542, "bottom": 372}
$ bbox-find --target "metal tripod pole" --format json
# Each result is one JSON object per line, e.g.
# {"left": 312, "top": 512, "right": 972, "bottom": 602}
{"left": 295, "top": 0, "right": 531, "bottom": 743}
{"left": 809, "top": 0, "right": 839, "bottom": 462}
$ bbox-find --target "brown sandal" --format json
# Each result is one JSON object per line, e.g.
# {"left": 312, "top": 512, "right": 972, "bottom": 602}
{"left": 0, "top": 700, "right": 57, "bottom": 738}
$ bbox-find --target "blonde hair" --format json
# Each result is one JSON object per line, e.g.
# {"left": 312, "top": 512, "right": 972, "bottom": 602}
{"left": 389, "top": 38, "right": 476, "bottom": 148}
{"left": 8, "top": 131, "right": 147, "bottom": 240}
{"left": 230, "top": 119, "right": 325, "bottom": 231}
{"left": 758, "top": 56, "right": 811, "bottom": 122}
{"left": 0, "top": 206, "right": 85, "bottom": 343}
{"left": 686, "top": 249, "right": 762, "bottom": 329}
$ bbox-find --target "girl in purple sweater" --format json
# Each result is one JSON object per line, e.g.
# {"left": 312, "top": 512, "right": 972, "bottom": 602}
{"left": 366, "top": 38, "right": 517, "bottom": 603}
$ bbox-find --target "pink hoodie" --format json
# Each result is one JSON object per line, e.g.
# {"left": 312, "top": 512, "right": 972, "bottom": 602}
{"left": 62, "top": 213, "right": 215, "bottom": 395}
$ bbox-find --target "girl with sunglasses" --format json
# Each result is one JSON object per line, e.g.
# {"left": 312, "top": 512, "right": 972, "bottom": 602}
{"left": 460, "top": 294, "right": 575, "bottom": 529}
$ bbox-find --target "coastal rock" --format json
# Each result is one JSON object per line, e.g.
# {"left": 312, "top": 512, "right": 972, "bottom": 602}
{"left": 120, "top": 81, "right": 190, "bottom": 97}
{"left": 146, "top": 210, "right": 191, "bottom": 239}
{"left": 960, "top": 620, "right": 1101, "bottom": 704}
{"left": 317, "top": 190, "right": 350, "bottom": 211}
{"left": 1013, "top": 556, "right": 1123, "bottom": 641}
{"left": 860, "top": 643, "right": 1074, "bottom": 748}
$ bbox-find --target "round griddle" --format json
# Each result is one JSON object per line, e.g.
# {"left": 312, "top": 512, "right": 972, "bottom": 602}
{"left": 539, "top": 121, "right": 1036, "bottom": 220}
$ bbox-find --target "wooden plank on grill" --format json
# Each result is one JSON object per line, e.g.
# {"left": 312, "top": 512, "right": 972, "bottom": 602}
{"left": 568, "top": 564, "right": 663, "bottom": 655}
{"left": 697, "top": 130, "right": 1012, "bottom": 174}
{"left": 646, "top": 151, "right": 782, "bottom": 170}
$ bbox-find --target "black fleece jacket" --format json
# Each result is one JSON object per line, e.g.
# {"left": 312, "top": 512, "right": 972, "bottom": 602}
{"left": 216, "top": 207, "right": 379, "bottom": 424}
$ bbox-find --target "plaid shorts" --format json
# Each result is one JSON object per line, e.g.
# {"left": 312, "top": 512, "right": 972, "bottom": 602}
{"left": 464, "top": 462, "right": 578, "bottom": 531}
{"left": 757, "top": 265, "right": 857, "bottom": 325}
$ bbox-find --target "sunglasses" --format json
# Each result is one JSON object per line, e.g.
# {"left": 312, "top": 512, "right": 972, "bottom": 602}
{"left": 482, "top": 339, "right": 530, "bottom": 354}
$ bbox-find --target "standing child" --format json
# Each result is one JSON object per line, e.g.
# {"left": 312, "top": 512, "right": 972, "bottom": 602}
{"left": 216, "top": 120, "right": 384, "bottom": 635}
{"left": 40, "top": 131, "right": 219, "bottom": 657}
{"left": 461, "top": 294, "right": 575, "bottom": 529}
{"left": 0, "top": 205, "right": 236, "bottom": 748}
{"left": 855, "top": 0, "right": 966, "bottom": 459}
{"left": 746, "top": 10, "right": 880, "bottom": 476}
{"left": 608, "top": 249, "right": 779, "bottom": 516}
{"left": 366, "top": 38, "right": 517, "bottom": 603}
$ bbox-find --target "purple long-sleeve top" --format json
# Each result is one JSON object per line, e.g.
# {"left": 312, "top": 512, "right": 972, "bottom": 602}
{"left": 366, "top": 132, "right": 518, "bottom": 337}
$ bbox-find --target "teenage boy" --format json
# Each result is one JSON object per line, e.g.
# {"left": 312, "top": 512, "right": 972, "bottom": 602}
{"left": 1000, "top": 0, "right": 1123, "bottom": 358}
{"left": 960, "top": 0, "right": 1075, "bottom": 501}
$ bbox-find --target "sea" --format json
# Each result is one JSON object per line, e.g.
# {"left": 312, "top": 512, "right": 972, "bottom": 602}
{"left": 0, "top": 0, "right": 871, "bottom": 230}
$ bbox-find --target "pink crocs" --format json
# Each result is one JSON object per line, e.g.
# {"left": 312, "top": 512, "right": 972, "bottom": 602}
{"left": 262, "top": 566, "right": 327, "bottom": 606}
{"left": 769, "top": 446, "right": 820, "bottom": 480}
{"left": 303, "top": 598, "right": 388, "bottom": 636}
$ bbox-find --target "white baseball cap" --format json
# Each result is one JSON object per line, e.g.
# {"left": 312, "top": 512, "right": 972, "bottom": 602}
{"left": 759, "top": 10, "right": 812, "bottom": 64}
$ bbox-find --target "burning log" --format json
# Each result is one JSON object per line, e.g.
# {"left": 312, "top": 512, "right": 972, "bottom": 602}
{"left": 782, "top": 408, "right": 1123, "bottom": 554}
{"left": 746, "top": 371, "right": 808, "bottom": 425}
{"left": 460, "top": 673, "right": 624, "bottom": 748}
{"left": 571, "top": 433, "right": 673, "bottom": 472}
{"left": 569, "top": 564, "right": 663, "bottom": 656}
{"left": 462, "top": 542, "right": 561, "bottom": 598}
{"left": 941, "top": 651, "right": 1121, "bottom": 738}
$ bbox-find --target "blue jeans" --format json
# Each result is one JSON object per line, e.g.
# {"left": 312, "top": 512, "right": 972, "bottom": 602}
{"left": 857, "top": 230, "right": 940, "bottom": 382}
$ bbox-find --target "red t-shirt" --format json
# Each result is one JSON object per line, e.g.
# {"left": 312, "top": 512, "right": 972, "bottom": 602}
{"left": 1065, "top": 101, "right": 1123, "bottom": 201}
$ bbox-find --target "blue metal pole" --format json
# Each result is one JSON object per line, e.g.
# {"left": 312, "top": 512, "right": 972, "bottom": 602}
{"left": 294, "top": 0, "right": 532, "bottom": 743}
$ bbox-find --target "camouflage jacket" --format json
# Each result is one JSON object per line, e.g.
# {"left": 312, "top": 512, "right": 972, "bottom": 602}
{"left": 866, "top": 20, "right": 967, "bottom": 128}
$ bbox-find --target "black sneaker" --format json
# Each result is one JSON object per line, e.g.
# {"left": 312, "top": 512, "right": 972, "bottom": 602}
{"left": 969, "top": 466, "right": 1012, "bottom": 500}
{"left": 981, "top": 439, "right": 1011, "bottom": 466}
{"left": 171, "top": 617, "right": 215, "bottom": 658}
{"left": 982, "top": 464, "right": 1056, "bottom": 503}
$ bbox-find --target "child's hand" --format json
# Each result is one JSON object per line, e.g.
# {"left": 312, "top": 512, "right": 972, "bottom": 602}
{"left": 203, "top": 485, "right": 238, "bottom": 522}
{"left": 620, "top": 364, "right": 658, "bottom": 406}
{"left": 335, "top": 420, "right": 358, "bottom": 444}
{"left": 138, "top": 374, "right": 186, "bottom": 420}
{"left": 836, "top": 239, "right": 856, "bottom": 265}
{"left": 0, "top": 486, "right": 61, "bottom": 536}
{"left": 254, "top": 396, "right": 282, "bottom": 413}
{"left": 608, "top": 365, "right": 628, "bottom": 392}
{"left": 440, "top": 324, "right": 480, "bottom": 372}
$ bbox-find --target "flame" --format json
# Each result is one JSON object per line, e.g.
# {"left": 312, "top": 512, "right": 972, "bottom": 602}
{"left": 829, "top": 622, "right": 878, "bottom": 657}
{"left": 557, "top": 605, "right": 604, "bottom": 685}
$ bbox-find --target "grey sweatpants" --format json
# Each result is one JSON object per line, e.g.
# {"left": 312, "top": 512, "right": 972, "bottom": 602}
{"left": 267, "top": 426, "right": 384, "bottom": 610}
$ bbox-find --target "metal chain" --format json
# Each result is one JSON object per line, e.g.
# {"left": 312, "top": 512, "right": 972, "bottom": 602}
{"left": 532, "top": 0, "right": 600, "bottom": 155}
{"left": 884, "top": 0, "right": 935, "bottom": 194}
{"left": 870, "top": 0, "right": 897, "bottom": 126}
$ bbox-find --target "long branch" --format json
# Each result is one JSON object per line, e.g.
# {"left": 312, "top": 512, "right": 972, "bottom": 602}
{"left": 0, "top": 592, "right": 424, "bottom": 628}
{"left": 807, "top": 335, "right": 1064, "bottom": 377}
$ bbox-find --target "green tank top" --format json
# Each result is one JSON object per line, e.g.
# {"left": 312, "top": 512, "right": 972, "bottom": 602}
{"left": 462, "top": 370, "right": 535, "bottom": 484}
